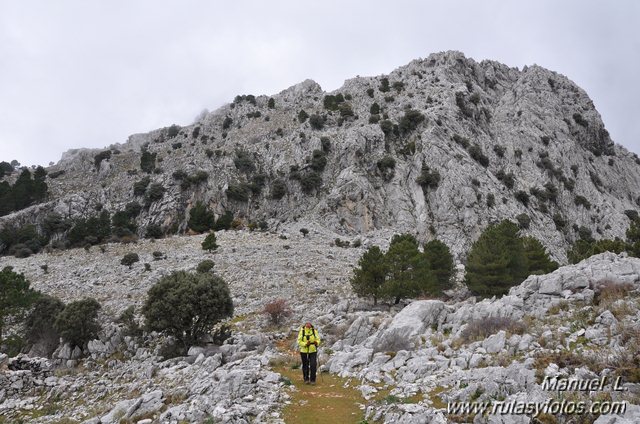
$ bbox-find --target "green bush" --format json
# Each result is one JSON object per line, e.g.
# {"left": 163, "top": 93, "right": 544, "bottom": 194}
{"left": 267, "top": 98, "right": 275, "bottom": 109}
{"left": 468, "top": 144, "right": 489, "bottom": 167}
{"left": 516, "top": 213, "right": 531, "bottom": 229}
{"left": 298, "top": 110, "right": 309, "bottom": 123}
{"left": 121, "top": 253, "right": 140, "bottom": 269}
{"left": 145, "top": 224, "right": 163, "bottom": 239}
{"left": 25, "top": 294, "right": 65, "bottom": 353}
{"left": 423, "top": 240, "right": 455, "bottom": 293}
{"left": 309, "top": 150, "right": 328, "bottom": 172}
{"left": 196, "top": 259, "right": 215, "bottom": 273}
{"left": 142, "top": 271, "right": 233, "bottom": 348}
{"left": 188, "top": 202, "right": 214, "bottom": 233}
{"left": 167, "top": 124, "right": 181, "bottom": 138}
{"left": 515, "top": 190, "right": 530, "bottom": 206}
{"left": 140, "top": 149, "right": 156, "bottom": 173}
{"left": 370, "top": 102, "right": 380, "bottom": 115}
{"left": 398, "top": 110, "right": 425, "bottom": 134}
{"left": 300, "top": 172, "right": 322, "bottom": 194}
{"left": 416, "top": 164, "right": 440, "bottom": 194}
{"left": 271, "top": 179, "right": 287, "bottom": 200}
{"left": 234, "top": 151, "right": 255, "bottom": 174}
{"left": 574, "top": 195, "right": 591, "bottom": 209}
{"left": 379, "top": 78, "right": 390, "bottom": 93}
{"left": 309, "top": 114, "right": 325, "bottom": 130}
{"left": 94, "top": 150, "right": 112, "bottom": 170}
{"left": 133, "top": 177, "right": 151, "bottom": 196}
{"left": 377, "top": 156, "right": 396, "bottom": 181}
{"left": 54, "top": 298, "right": 101, "bottom": 349}
{"left": 227, "top": 183, "right": 251, "bottom": 202}
{"left": 202, "top": 233, "right": 218, "bottom": 252}
{"left": 145, "top": 183, "right": 165, "bottom": 203}
{"left": 213, "top": 211, "right": 234, "bottom": 231}
{"left": 323, "top": 94, "right": 345, "bottom": 111}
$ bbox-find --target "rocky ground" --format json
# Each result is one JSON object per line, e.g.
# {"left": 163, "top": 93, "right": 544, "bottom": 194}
{"left": 1, "top": 228, "right": 640, "bottom": 423}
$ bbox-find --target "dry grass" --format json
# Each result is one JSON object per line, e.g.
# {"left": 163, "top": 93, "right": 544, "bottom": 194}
{"left": 460, "top": 316, "right": 526, "bottom": 343}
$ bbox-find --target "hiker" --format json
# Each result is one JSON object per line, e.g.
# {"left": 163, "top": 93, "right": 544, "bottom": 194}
{"left": 297, "top": 321, "right": 321, "bottom": 385}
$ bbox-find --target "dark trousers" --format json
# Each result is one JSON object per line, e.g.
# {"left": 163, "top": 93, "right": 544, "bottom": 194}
{"left": 300, "top": 352, "right": 317, "bottom": 382}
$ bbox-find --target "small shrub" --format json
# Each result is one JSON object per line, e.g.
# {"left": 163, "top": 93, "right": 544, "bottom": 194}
{"left": 515, "top": 190, "right": 530, "bottom": 206}
{"left": 196, "top": 259, "right": 215, "bottom": 273}
{"left": 574, "top": 195, "right": 591, "bottom": 209}
{"left": 493, "top": 145, "right": 506, "bottom": 158}
{"left": 145, "top": 183, "right": 165, "bottom": 203}
{"left": 416, "top": 164, "right": 440, "bottom": 193}
{"left": 516, "top": 213, "right": 531, "bottom": 229}
{"left": 201, "top": 233, "right": 218, "bottom": 252}
{"left": 263, "top": 299, "right": 292, "bottom": 325}
{"left": 267, "top": 98, "right": 275, "bottom": 109}
{"left": 300, "top": 172, "right": 322, "bottom": 194}
{"left": 271, "top": 179, "right": 287, "bottom": 200}
{"left": 298, "top": 110, "right": 309, "bottom": 123}
{"left": 309, "top": 150, "right": 328, "bottom": 172}
{"left": 227, "top": 183, "right": 251, "bottom": 202}
{"left": 379, "top": 78, "right": 390, "bottom": 93}
{"left": 93, "top": 150, "right": 112, "bottom": 170}
{"left": 145, "top": 224, "right": 163, "bottom": 239}
{"left": 152, "top": 251, "right": 165, "bottom": 261}
{"left": 468, "top": 144, "right": 489, "bottom": 167}
{"left": 121, "top": 253, "right": 140, "bottom": 269}
{"left": 233, "top": 151, "right": 255, "bottom": 174}
{"left": 461, "top": 317, "right": 526, "bottom": 343}
{"left": 309, "top": 114, "right": 325, "bottom": 130}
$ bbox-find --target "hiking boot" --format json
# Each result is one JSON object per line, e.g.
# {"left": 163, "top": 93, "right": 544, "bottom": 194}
{"left": 310, "top": 381, "right": 316, "bottom": 385}
{"left": 304, "top": 380, "right": 310, "bottom": 385}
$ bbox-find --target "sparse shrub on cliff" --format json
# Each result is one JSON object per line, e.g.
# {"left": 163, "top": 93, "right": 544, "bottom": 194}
{"left": 300, "top": 172, "right": 322, "bottom": 194}
{"left": 298, "top": 110, "right": 309, "bottom": 123}
{"left": 309, "top": 114, "right": 325, "bottom": 130}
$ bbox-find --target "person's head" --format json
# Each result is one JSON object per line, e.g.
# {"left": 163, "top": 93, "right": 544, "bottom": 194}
{"left": 305, "top": 322, "right": 312, "bottom": 328}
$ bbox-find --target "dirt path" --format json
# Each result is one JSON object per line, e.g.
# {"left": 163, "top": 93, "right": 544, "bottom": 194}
{"left": 272, "top": 340, "right": 366, "bottom": 424}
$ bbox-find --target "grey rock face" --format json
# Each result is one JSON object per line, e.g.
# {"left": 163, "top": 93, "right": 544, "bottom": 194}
{"left": 3, "top": 51, "right": 640, "bottom": 264}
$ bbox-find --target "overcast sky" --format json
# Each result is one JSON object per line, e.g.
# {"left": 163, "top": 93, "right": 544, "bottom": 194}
{"left": 1, "top": 1, "right": 639, "bottom": 167}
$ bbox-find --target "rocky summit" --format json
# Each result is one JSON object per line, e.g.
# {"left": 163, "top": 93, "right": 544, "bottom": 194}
{"left": 2, "top": 51, "right": 640, "bottom": 262}
{"left": 1, "top": 51, "right": 640, "bottom": 424}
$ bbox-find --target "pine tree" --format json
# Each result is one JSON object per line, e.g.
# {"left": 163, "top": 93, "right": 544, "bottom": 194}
{"left": 423, "top": 239, "right": 455, "bottom": 294}
{"left": 350, "top": 246, "right": 387, "bottom": 305}
{"left": 521, "top": 236, "right": 558, "bottom": 274}
{"left": 465, "top": 220, "right": 528, "bottom": 297}
{"left": 32, "top": 166, "right": 48, "bottom": 202}
{"left": 383, "top": 238, "right": 435, "bottom": 303}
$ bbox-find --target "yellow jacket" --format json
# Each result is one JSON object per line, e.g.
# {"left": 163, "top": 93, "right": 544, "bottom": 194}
{"left": 297, "top": 326, "right": 321, "bottom": 353}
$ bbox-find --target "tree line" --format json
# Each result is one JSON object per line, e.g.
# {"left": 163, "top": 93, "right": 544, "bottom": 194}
{"left": 351, "top": 219, "right": 559, "bottom": 302}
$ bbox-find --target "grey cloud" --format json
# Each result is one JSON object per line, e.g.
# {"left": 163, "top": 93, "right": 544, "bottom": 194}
{"left": 0, "top": 0, "right": 638, "bottom": 166}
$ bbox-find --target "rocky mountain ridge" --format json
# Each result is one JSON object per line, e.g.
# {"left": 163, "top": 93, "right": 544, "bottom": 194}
{"left": 3, "top": 51, "right": 640, "bottom": 263}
